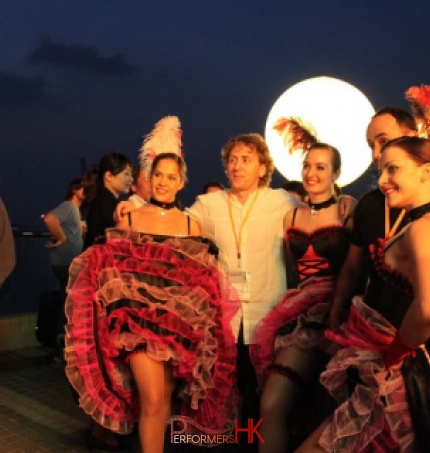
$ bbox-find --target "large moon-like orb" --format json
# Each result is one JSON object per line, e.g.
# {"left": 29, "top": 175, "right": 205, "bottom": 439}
{"left": 265, "top": 76, "right": 375, "bottom": 186}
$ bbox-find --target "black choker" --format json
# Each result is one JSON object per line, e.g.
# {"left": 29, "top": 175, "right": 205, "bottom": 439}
{"left": 407, "top": 202, "right": 430, "bottom": 222}
{"left": 308, "top": 196, "right": 336, "bottom": 216}
{"left": 149, "top": 197, "right": 176, "bottom": 216}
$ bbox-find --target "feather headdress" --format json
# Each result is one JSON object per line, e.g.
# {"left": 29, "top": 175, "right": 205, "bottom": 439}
{"left": 273, "top": 116, "right": 318, "bottom": 154}
{"left": 139, "top": 116, "right": 183, "bottom": 177}
{"left": 405, "top": 85, "right": 430, "bottom": 138}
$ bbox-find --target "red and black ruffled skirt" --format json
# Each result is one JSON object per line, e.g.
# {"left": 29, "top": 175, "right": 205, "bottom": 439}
{"left": 64, "top": 229, "right": 239, "bottom": 435}
{"left": 250, "top": 275, "right": 337, "bottom": 386}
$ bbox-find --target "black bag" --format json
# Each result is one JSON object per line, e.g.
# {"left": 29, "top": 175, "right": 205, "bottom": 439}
{"left": 35, "top": 290, "right": 63, "bottom": 347}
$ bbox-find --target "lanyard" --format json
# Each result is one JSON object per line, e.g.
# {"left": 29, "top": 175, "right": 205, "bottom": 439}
{"left": 227, "top": 189, "right": 260, "bottom": 267}
{"left": 385, "top": 200, "right": 406, "bottom": 239}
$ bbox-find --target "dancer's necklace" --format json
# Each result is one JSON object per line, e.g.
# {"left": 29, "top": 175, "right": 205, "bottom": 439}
{"left": 149, "top": 197, "right": 176, "bottom": 216}
{"left": 308, "top": 196, "right": 336, "bottom": 216}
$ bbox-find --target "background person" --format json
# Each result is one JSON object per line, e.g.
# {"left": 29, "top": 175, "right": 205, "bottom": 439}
{"left": 74, "top": 152, "right": 133, "bottom": 450}
{"left": 329, "top": 106, "right": 417, "bottom": 329}
{"left": 43, "top": 177, "right": 86, "bottom": 357}
{"left": 201, "top": 181, "right": 225, "bottom": 194}
{"left": 129, "top": 165, "right": 151, "bottom": 208}
{"left": 83, "top": 152, "right": 133, "bottom": 250}
{"left": 282, "top": 180, "right": 307, "bottom": 203}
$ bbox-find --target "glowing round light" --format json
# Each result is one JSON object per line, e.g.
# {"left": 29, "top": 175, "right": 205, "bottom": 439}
{"left": 265, "top": 76, "right": 375, "bottom": 186}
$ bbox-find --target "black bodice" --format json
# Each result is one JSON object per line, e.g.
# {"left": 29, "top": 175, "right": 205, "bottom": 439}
{"left": 287, "top": 226, "right": 350, "bottom": 282}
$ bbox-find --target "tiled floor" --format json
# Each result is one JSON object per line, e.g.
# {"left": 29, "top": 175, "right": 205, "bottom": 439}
{"left": 0, "top": 348, "right": 241, "bottom": 453}
{"left": 0, "top": 347, "right": 91, "bottom": 452}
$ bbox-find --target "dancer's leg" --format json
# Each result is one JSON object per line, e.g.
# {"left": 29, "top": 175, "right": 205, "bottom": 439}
{"left": 293, "top": 418, "right": 330, "bottom": 453}
{"left": 130, "top": 353, "right": 175, "bottom": 453}
{"left": 259, "top": 345, "right": 325, "bottom": 453}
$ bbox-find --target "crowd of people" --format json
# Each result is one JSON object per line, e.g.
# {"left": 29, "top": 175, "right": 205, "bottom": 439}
{"left": 2, "top": 98, "right": 430, "bottom": 453}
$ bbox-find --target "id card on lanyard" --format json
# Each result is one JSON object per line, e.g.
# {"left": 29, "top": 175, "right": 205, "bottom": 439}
{"left": 227, "top": 269, "right": 251, "bottom": 302}
{"left": 226, "top": 190, "right": 259, "bottom": 302}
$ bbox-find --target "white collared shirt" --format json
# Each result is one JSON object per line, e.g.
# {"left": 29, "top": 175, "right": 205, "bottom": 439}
{"left": 187, "top": 187, "right": 299, "bottom": 343}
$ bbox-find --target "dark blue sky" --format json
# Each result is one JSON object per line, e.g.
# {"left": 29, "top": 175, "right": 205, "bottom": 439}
{"left": 1, "top": 1, "right": 430, "bottom": 228}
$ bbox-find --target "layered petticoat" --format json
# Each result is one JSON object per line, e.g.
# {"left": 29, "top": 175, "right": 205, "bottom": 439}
{"left": 250, "top": 275, "right": 337, "bottom": 386}
{"left": 64, "top": 229, "right": 239, "bottom": 435}
{"left": 319, "top": 297, "right": 420, "bottom": 452}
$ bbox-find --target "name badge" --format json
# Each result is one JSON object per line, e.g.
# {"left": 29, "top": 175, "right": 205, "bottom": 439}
{"left": 227, "top": 270, "right": 250, "bottom": 302}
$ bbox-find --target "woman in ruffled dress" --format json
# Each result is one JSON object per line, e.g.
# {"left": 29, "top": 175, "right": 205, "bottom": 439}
{"left": 295, "top": 136, "right": 430, "bottom": 452}
{"left": 250, "top": 143, "right": 354, "bottom": 452}
{"left": 65, "top": 119, "right": 238, "bottom": 453}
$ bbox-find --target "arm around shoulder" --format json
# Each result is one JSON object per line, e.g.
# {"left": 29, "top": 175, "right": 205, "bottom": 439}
{"left": 337, "top": 194, "right": 358, "bottom": 221}
{"left": 329, "top": 243, "right": 365, "bottom": 328}
{"left": 189, "top": 217, "right": 202, "bottom": 236}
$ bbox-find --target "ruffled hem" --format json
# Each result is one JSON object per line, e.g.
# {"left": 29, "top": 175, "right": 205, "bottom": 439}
{"left": 249, "top": 276, "right": 336, "bottom": 386}
{"left": 318, "top": 297, "right": 418, "bottom": 452}
{"left": 65, "top": 230, "right": 239, "bottom": 434}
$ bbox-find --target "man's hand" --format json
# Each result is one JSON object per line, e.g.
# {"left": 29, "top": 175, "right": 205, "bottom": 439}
{"left": 336, "top": 194, "right": 357, "bottom": 221}
{"left": 45, "top": 238, "right": 66, "bottom": 248}
{"left": 114, "top": 201, "right": 136, "bottom": 223}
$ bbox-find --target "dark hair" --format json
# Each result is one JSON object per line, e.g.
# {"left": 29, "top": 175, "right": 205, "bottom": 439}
{"left": 372, "top": 106, "right": 417, "bottom": 132}
{"left": 282, "top": 180, "right": 307, "bottom": 199}
{"left": 221, "top": 133, "right": 274, "bottom": 187}
{"left": 151, "top": 153, "right": 188, "bottom": 183}
{"left": 83, "top": 152, "right": 133, "bottom": 202}
{"left": 129, "top": 165, "right": 143, "bottom": 195}
{"left": 307, "top": 142, "right": 342, "bottom": 173}
{"left": 201, "top": 181, "right": 225, "bottom": 194}
{"left": 381, "top": 136, "right": 430, "bottom": 165}
{"left": 64, "top": 177, "right": 84, "bottom": 201}
{"left": 98, "top": 152, "right": 133, "bottom": 183}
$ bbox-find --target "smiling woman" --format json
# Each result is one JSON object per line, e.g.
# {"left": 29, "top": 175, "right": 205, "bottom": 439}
{"left": 250, "top": 142, "right": 353, "bottom": 453}
{"left": 294, "top": 136, "right": 430, "bottom": 453}
{"left": 64, "top": 119, "right": 239, "bottom": 453}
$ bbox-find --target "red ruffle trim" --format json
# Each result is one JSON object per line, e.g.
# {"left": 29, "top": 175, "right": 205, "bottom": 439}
{"left": 65, "top": 231, "right": 239, "bottom": 434}
{"left": 319, "top": 298, "right": 418, "bottom": 452}
{"left": 369, "top": 238, "right": 413, "bottom": 297}
{"left": 287, "top": 225, "right": 350, "bottom": 242}
{"left": 249, "top": 276, "right": 336, "bottom": 386}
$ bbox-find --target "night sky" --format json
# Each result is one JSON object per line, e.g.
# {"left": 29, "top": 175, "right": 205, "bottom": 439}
{"left": 1, "top": 1, "right": 430, "bottom": 229}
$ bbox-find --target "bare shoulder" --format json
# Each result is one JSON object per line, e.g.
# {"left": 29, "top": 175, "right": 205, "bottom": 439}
{"left": 405, "top": 216, "right": 430, "bottom": 252}
{"left": 121, "top": 205, "right": 152, "bottom": 230}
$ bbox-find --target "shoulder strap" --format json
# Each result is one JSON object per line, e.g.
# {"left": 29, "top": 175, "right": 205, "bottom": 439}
{"left": 127, "top": 212, "right": 132, "bottom": 227}
{"left": 291, "top": 208, "right": 298, "bottom": 226}
{"left": 187, "top": 215, "right": 191, "bottom": 235}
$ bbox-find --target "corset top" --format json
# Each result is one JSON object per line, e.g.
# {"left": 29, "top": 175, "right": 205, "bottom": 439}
{"left": 287, "top": 226, "right": 350, "bottom": 282}
{"left": 369, "top": 237, "right": 413, "bottom": 297}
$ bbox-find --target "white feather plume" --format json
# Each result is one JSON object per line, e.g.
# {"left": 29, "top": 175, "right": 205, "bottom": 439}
{"left": 139, "top": 116, "right": 182, "bottom": 176}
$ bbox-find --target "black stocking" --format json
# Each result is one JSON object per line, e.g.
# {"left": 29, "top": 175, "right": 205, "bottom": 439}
{"left": 258, "top": 345, "right": 326, "bottom": 453}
